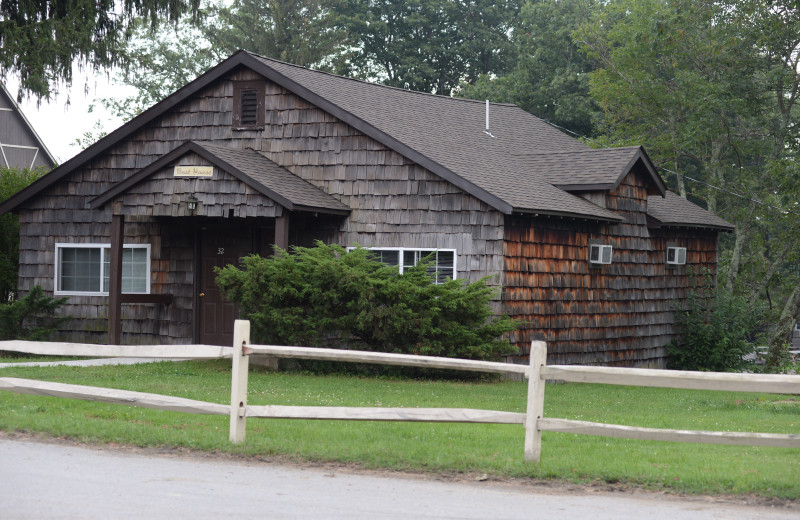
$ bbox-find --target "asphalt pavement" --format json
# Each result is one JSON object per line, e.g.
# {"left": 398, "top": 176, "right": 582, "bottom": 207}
{"left": 0, "top": 437, "right": 795, "bottom": 520}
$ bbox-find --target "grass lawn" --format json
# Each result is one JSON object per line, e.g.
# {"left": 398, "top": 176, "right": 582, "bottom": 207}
{"left": 0, "top": 357, "right": 798, "bottom": 500}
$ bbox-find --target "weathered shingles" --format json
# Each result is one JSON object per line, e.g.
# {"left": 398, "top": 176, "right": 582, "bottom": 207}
{"left": 249, "top": 54, "right": 623, "bottom": 219}
{"left": 514, "top": 148, "right": 642, "bottom": 188}
{"left": 196, "top": 143, "right": 349, "bottom": 212}
{"left": 647, "top": 191, "right": 734, "bottom": 230}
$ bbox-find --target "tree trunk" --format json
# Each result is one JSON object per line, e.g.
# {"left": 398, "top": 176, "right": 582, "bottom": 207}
{"left": 747, "top": 243, "right": 791, "bottom": 304}
{"left": 725, "top": 226, "right": 747, "bottom": 293}
{"left": 705, "top": 140, "right": 723, "bottom": 214}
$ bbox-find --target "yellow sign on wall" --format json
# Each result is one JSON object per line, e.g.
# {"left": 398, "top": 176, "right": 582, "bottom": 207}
{"left": 174, "top": 166, "right": 214, "bottom": 178}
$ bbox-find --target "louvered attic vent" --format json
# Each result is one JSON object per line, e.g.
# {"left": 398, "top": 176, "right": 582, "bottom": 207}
{"left": 233, "top": 81, "right": 264, "bottom": 129}
{"left": 589, "top": 244, "right": 613, "bottom": 265}
{"left": 240, "top": 89, "right": 258, "bottom": 125}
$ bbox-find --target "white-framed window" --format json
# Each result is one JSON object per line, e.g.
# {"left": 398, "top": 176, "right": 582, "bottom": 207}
{"left": 589, "top": 244, "right": 613, "bottom": 265}
{"left": 55, "top": 243, "right": 151, "bottom": 296}
{"left": 666, "top": 246, "right": 687, "bottom": 265}
{"left": 350, "top": 247, "right": 457, "bottom": 284}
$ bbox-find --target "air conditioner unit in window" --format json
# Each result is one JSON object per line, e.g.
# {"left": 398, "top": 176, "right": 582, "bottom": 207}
{"left": 666, "top": 246, "right": 687, "bottom": 265}
{"left": 589, "top": 244, "right": 613, "bottom": 265}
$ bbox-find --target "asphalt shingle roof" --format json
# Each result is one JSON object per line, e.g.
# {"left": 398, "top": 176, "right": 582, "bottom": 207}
{"left": 196, "top": 143, "right": 349, "bottom": 212}
{"left": 251, "top": 53, "right": 623, "bottom": 221}
{"left": 647, "top": 191, "right": 735, "bottom": 230}
{"left": 0, "top": 50, "right": 733, "bottom": 230}
{"left": 515, "top": 147, "right": 648, "bottom": 189}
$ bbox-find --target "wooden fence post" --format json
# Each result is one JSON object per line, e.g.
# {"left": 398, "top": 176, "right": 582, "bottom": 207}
{"left": 229, "top": 320, "right": 251, "bottom": 443}
{"left": 524, "top": 341, "right": 547, "bottom": 462}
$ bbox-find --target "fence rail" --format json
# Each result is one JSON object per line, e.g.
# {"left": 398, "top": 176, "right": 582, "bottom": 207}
{"left": 1, "top": 319, "right": 799, "bottom": 463}
{"left": 0, "top": 340, "right": 231, "bottom": 360}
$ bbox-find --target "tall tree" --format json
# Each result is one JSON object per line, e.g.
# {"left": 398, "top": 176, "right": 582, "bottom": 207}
{"left": 0, "top": 0, "right": 200, "bottom": 101}
{"left": 210, "top": 0, "right": 342, "bottom": 67}
{"left": 98, "top": 0, "right": 345, "bottom": 122}
{"left": 577, "top": 0, "right": 800, "bottom": 359}
{"left": 459, "top": 0, "right": 599, "bottom": 137}
{"left": 333, "top": 0, "right": 521, "bottom": 95}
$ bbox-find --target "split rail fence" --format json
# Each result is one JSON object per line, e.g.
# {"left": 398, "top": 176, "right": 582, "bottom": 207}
{"left": 1, "top": 319, "right": 799, "bottom": 462}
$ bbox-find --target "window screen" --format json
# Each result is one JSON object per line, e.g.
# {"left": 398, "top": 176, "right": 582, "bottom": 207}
{"left": 56, "top": 244, "right": 150, "bottom": 295}
{"left": 359, "top": 247, "right": 457, "bottom": 284}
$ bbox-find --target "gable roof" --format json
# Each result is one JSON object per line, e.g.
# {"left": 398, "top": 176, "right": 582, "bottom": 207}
{"left": 1, "top": 50, "right": 716, "bottom": 228}
{"left": 514, "top": 146, "right": 664, "bottom": 193}
{"left": 647, "top": 191, "right": 734, "bottom": 231}
{"left": 90, "top": 141, "right": 350, "bottom": 215}
{"left": 0, "top": 83, "right": 56, "bottom": 169}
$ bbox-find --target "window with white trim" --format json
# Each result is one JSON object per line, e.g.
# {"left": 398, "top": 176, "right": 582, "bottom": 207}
{"left": 351, "top": 247, "right": 456, "bottom": 284}
{"left": 55, "top": 244, "right": 150, "bottom": 295}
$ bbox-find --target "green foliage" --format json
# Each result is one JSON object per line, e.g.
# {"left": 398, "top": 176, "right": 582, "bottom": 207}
{"left": 458, "top": 0, "right": 600, "bottom": 137}
{"left": 333, "top": 0, "right": 520, "bottom": 95}
{"left": 211, "top": 0, "right": 343, "bottom": 68}
{"left": 0, "top": 0, "right": 200, "bottom": 100}
{"left": 0, "top": 166, "right": 49, "bottom": 302}
{"left": 763, "top": 342, "right": 794, "bottom": 374}
{"left": 668, "top": 270, "right": 763, "bottom": 372}
{"left": 215, "top": 243, "right": 517, "bottom": 361}
{"left": 0, "top": 285, "right": 68, "bottom": 341}
{"left": 100, "top": 0, "right": 346, "bottom": 121}
{"left": 2, "top": 361, "right": 799, "bottom": 499}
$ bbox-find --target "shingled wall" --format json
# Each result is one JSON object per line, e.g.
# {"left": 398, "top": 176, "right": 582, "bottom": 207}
{"left": 503, "top": 171, "right": 719, "bottom": 367}
{"left": 16, "top": 67, "right": 505, "bottom": 344}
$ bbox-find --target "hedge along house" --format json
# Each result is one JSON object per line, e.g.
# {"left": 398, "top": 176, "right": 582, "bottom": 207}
{"left": 0, "top": 51, "right": 733, "bottom": 366}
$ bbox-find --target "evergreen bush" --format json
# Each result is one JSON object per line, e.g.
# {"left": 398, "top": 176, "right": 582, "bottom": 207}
{"left": 0, "top": 285, "right": 69, "bottom": 341}
{"left": 215, "top": 243, "right": 517, "bottom": 361}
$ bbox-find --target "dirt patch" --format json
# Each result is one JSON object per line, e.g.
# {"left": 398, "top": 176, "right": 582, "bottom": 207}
{"left": 1, "top": 429, "right": 796, "bottom": 511}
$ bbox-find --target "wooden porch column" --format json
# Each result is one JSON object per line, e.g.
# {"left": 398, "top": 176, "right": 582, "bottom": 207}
{"left": 274, "top": 213, "right": 289, "bottom": 254}
{"left": 108, "top": 213, "right": 124, "bottom": 345}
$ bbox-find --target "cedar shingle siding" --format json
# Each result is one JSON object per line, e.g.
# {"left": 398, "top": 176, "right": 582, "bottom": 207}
{"left": 0, "top": 52, "right": 733, "bottom": 365}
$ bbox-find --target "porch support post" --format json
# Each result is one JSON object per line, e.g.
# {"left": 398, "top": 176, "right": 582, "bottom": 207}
{"left": 274, "top": 213, "right": 289, "bottom": 254}
{"left": 108, "top": 213, "right": 124, "bottom": 345}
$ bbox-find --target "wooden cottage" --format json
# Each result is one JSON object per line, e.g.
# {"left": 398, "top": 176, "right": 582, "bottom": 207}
{"left": 0, "top": 82, "right": 56, "bottom": 170}
{"left": 0, "top": 51, "right": 733, "bottom": 366}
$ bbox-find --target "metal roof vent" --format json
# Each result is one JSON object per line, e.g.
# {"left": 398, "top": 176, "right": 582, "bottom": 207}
{"left": 484, "top": 100, "right": 496, "bottom": 138}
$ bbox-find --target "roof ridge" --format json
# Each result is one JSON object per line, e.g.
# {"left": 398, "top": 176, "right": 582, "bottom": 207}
{"left": 511, "top": 146, "right": 642, "bottom": 157}
{"left": 245, "top": 51, "right": 519, "bottom": 108}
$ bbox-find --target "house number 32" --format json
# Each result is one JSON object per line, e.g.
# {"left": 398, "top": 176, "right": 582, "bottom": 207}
{"left": 217, "top": 248, "right": 225, "bottom": 255}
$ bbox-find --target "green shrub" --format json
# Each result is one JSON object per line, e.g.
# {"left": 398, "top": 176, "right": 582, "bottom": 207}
{"left": 0, "top": 285, "right": 69, "bottom": 341}
{"left": 1, "top": 166, "right": 50, "bottom": 302}
{"left": 215, "top": 243, "right": 517, "bottom": 361}
{"left": 667, "top": 269, "right": 762, "bottom": 371}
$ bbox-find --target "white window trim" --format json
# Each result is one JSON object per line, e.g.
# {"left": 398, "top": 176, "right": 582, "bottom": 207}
{"left": 347, "top": 246, "right": 457, "bottom": 281}
{"left": 54, "top": 243, "right": 151, "bottom": 296}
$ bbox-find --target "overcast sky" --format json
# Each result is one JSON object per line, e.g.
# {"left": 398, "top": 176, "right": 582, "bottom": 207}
{"left": 6, "top": 70, "right": 136, "bottom": 164}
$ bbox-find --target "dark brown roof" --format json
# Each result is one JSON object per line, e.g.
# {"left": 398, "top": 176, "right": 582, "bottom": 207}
{"left": 647, "top": 191, "right": 734, "bottom": 230}
{"left": 1, "top": 50, "right": 727, "bottom": 230}
{"left": 248, "top": 53, "right": 625, "bottom": 221}
{"left": 514, "top": 147, "right": 664, "bottom": 192}
{"left": 90, "top": 141, "right": 350, "bottom": 215}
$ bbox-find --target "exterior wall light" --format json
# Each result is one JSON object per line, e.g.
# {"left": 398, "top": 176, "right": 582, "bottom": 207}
{"left": 187, "top": 195, "right": 199, "bottom": 212}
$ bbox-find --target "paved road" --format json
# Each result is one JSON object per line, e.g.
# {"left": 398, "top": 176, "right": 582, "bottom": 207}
{"left": 0, "top": 438, "right": 795, "bottom": 520}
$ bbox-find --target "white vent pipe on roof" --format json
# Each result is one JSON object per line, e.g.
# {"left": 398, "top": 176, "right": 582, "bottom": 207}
{"left": 484, "top": 100, "right": 496, "bottom": 138}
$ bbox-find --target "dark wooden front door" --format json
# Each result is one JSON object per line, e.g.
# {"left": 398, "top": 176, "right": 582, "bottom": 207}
{"left": 198, "top": 226, "right": 253, "bottom": 346}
